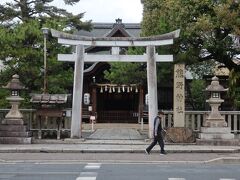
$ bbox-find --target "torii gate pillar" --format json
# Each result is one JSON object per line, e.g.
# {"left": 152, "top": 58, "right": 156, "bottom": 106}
{"left": 71, "top": 45, "right": 84, "bottom": 138}
{"left": 147, "top": 46, "right": 158, "bottom": 138}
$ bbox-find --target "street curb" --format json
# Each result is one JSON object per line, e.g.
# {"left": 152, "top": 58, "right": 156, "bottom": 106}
{"left": 1, "top": 159, "right": 240, "bottom": 164}
{"left": 205, "top": 157, "right": 240, "bottom": 164}
{"left": 0, "top": 148, "right": 238, "bottom": 153}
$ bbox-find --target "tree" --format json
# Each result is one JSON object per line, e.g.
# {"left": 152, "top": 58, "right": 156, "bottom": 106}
{"left": 104, "top": 45, "right": 173, "bottom": 87}
{"left": 142, "top": 0, "right": 240, "bottom": 109}
{"left": 188, "top": 79, "right": 206, "bottom": 110}
{"left": 104, "top": 47, "right": 147, "bottom": 85}
{"left": 0, "top": 0, "right": 90, "bottom": 29}
{"left": 228, "top": 70, "right": 240, "bottom": 109}
{"left": 142, "top": 0, "right": 240, "bottom": 71}
{"left": 104, "top": 62, "right": 147, "bottom": 85}
{"left": 0, "top": 0, "right": 91, "bottom": 107}
{"left": 186, "top": 61, "right": 215, "bottom": 79}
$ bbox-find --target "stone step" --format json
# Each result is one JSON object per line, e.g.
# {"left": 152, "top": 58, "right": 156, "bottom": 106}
{"left": 2, "top": 119, "right": 24, "bottom": 125}
{"left": 0, "top": 131, "right": 30, "bottom": 137}
{"left": 0, "top": 137, "right": 32, "bottom": 144}
{"left": 198, "top": 133, "right": 235, "bottom": 140}
{"left": 200, "top": 127, "right": 231, "bottom": 134}
{"left": 0, "top": 125, "right": 26, "bottom": 132}
{"left": 196, "top": 139, "right": 239, "bottom": 146}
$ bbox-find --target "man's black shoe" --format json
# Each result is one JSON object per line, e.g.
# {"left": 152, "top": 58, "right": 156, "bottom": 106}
{"left": 160, "top": 151, "right": 167, "bottom": 155}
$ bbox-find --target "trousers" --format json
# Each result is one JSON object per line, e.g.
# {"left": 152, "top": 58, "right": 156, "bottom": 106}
{"left": 146, "top": 132, "right": 164, "bottom": 152}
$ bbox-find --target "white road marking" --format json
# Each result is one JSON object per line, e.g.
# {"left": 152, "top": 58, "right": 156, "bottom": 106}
{"left": 86, "top": 163, "right": 101, "bottom": 166}
{"left": 219, "top": 179, "right": 235, "bottom": 180}
{"left": 84, "top": 163, "right": 101, "bottom": 170}
{"left": 84, "top": 166, "right": 100, "bottom": 169}
{"left": 76, "top": 163, "right": 101, "bottom": 180}
{"left": 80, "top": 172, "right": 98, "bottom": 176}
{"left": 76, "top": 177, "right": 96, "bottom": 180}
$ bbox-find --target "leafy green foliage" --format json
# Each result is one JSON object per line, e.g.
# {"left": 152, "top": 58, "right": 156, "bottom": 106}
{"left": 156, "top": 63, "right": 173, "bottom": 84}
{"left": 142, "top": 0, "right": 240, "bottom": 70}
{"left": 0, "top": 89, "right": 9, "bottom": 108}
{"left": 228, "top": 70, "right": 240, "bottom": 110}
{"left": 104, "top": 47, "right": 173, "bottom": 87}
{"left": 142, "top": 0, "right": 240, "bottom": 109}
{"left": 0, "top": 0, "right": 91, "bottom": 30}
{"left": 104, "top": 47, "right": 147, "bottom": 85}
{"left": 189, "top": 79, "right": 206, "bottom": 110}
{"left": 104, "top": 62, "right": 147, "bottom": 85}
{"left": 186, "top": 61, "right": 215, "bottom": 79}
{"left": 0, "top": 20, "right": 42, "bottom": 91}
{"left": 0, "top": 0, "right": 91, "bottom": 108}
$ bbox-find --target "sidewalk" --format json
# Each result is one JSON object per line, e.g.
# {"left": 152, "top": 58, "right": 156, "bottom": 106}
{"left": 0, "top": 140, "right": 239, "bottom": 154}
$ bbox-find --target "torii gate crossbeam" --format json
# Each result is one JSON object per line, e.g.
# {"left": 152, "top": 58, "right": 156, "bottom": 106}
{"left": 51, "top": 29, "right": 179, "bottom": 47}
{"left": 51, "top": 29, "right": 180, "bottom": 138}
{"left": 58, "top": 54, "right": 173, "bottom": 62}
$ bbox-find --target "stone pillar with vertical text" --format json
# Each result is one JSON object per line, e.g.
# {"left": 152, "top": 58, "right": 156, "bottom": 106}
{"left": 173, "top": 64, "right": 185, "bottom": 127}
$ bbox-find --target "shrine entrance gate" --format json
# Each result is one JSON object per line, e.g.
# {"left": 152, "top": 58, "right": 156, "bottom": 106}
{"left": 51, "top": 29, "right": 180, "bottom": 138}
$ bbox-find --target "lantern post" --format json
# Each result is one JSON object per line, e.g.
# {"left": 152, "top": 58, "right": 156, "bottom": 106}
{"left": 2, "top": 74, "right": 26, "bottom": 125}
{"left": 204, "top": 76, "right": 227, "bottom": 127}
{"left": 197, "top": 76, "right": 238, "bottom": 145}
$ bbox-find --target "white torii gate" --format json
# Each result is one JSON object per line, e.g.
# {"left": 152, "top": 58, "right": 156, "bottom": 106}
{"left": 51, "top": 29, "right": 180, "bottom": 138}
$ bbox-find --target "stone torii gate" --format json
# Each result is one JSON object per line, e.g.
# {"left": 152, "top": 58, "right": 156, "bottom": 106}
{"left": 51, "top": 29, "right": 180, "bottom": 138}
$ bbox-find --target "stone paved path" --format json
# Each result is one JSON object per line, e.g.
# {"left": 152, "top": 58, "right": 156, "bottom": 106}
{"left": 87, "top": 128, "right": 143, "bottom": 140}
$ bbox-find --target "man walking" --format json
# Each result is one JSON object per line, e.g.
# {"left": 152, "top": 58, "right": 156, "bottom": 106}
{"left": 145, "top": 111, "right": 167, "bottom": 155}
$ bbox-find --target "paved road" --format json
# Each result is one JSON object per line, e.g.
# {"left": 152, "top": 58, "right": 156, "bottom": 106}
{"left": 97, "top": 163, "right": 240, "bottom": 180}
{"left": 0, "top": 162, "right": 239, "bottom": 180}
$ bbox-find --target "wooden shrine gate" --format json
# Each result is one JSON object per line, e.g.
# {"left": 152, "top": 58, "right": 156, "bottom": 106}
{"left": 51, "top": 29, "right": 180, "bottom": 138}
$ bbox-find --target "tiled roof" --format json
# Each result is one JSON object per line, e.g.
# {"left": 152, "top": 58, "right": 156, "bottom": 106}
{"left": 77, "top": 20, "right": 141, "bottom": 38}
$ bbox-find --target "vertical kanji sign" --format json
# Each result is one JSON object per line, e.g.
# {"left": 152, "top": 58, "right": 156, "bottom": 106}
{"left": 173, "top": 64, "right": 185, "bottom": 127}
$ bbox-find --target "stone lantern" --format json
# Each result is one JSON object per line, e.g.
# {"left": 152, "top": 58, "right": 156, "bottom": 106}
{"left": 197, "top": 76, "right": 238, "bottom": 145}
{"left": 204, "top": 76, "right": 228, "bottom": 127}
{"left": 0, "top": 74, "right": 31, "bottom": 144}
{"left": 2, "top": 74, "right": 26, "bottom": 125}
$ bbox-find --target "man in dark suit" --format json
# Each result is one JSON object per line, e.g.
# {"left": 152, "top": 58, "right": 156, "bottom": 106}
{"left": 145, "top": 111, "right": 167, "bottom": 155}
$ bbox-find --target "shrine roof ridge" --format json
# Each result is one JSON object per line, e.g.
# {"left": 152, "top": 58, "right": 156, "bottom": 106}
{"left": 51, "top": 29, "right": 180, "bottom": 43}
{"left": 92, "top": 22, "right": 140, "bottom": 29}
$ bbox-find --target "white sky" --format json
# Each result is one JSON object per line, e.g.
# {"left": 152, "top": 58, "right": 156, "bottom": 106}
{"left": 51, "top": 0, "right": 143, "bottom": 23}
{"left": 1, "top": 0, "right": 143, "bottom": 23}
